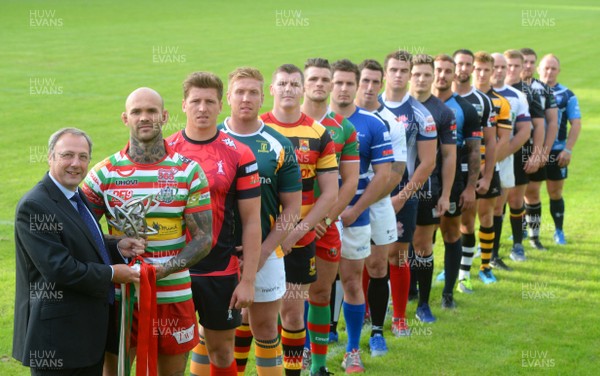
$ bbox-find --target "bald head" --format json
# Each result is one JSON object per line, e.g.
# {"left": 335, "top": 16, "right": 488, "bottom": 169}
{"left": 121, "top": 87, "right": 168, "bottom": 143}
{"left": 538, "top": 54, "right": 560, "bottom": 86}
{"left": 125, "top": 87, "right": 164, "bottom": 111}
{"left": 491, "top": 53, "right": 507, "bottom": 87}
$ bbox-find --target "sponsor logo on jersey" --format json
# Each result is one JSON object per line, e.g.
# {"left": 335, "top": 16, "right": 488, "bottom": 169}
{"left": 150, "top": 221, "right": 180, "bottom": 236}
{"left": 260, "top": 176, "right": 272, "bottom": 185}
{"left": 222, "top": 137, "right": 237, "bottom": 149}
{"left": 383, "top": 131, "right": 391, "bottom": 141}
{"left": 258, "top": 141, "right": 270, "bottom": 153}
{"left": 158, "top": 168, "right": 178, "bottom": 182}
{"left": 114, "top": 179, "right": 139, "bottom": 186}
{"left": 111, "top": 189, "right": 134, "bottom": 201}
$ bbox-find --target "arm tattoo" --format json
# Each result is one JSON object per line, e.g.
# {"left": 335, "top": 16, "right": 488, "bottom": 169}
{"left": 160, "top": 210, "right": 212, "bottom": 277}
{"left": 391, "top": 161, "right": 406, "bottom": 176}
{"left": 465, "top": 139, "right": 481, "bottom": 187}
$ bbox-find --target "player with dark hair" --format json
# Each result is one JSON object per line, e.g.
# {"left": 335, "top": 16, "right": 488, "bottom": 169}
{"left": 167, "top": 72, "right": 262, "bottom": 375}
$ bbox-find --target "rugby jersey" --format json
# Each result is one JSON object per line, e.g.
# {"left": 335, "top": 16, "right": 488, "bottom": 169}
{"left": 443, "top": 93, "right": 482, "bottom": 177}
{"left": 314, "top": 109, "right": 360, "bottom": 196}
{"left": 421, "top": 95, "right": 457, "bottom": 186}
{"left": 82, "top": 141, "right": 211, "bottom": 304}
{"left": 379, "top": 92, "right": 437, "bottom": 181}
{"left": 167, "top": 129, "right": 261, "bottom": 276}
{"left": 550, "top": 83, "right": 581, "bottom": 150}
{"left": 486, "top": 89, "right": 513, "bottom": 162}
{"left": 219, "top": 119, "right": 302, "bottom": 259}
{"left": 261, "top": 112, "right": 338, "bottom": 246}
{"left": 347, "top": 107, "right": 395, "bottom": 227}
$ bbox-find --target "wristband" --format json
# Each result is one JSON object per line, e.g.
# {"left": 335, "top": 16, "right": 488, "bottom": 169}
{"left": 563, "top": 148, "right": 572, "bottom": 155}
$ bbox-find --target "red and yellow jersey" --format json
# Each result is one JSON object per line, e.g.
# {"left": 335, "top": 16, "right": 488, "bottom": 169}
{"left": 82, "top": 141, "right": 211, "bottom": 304}
{"left": 261, "top": 112, "right": 338, "bottom": 247}
{"left": 166, "top": 129, "right": 260, "bottom": 276}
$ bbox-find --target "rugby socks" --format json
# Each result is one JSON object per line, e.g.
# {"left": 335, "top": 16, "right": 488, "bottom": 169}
{"left": 443, "top": 239, "right": 462, "bottom": 294}
{"left": 234, "top": 323, "right": 253, "bottom": 375}
{"left": 255, "top": 337, "right": 283, "bottom": 376}
{"left": 307, "top": 300, "right": 330, "bottom": 373}
{"left": 492, "top": 215, "right": 503, "bottom": 259}
{"left": 510, "top": 206, "right": 525, "bottom": 244}
{"left": 415, "top": 254, "right": 434, "bottom": 306}
{"left": 479, "top": 226, "right": 494, "bottom": 270}
{"left": 190, "top": 334, "right": 210, "bottom": 376}
{"left": 550, "top": 198, "right": 565, "bottom": 230}
{"left": 458, "top": 233, "right": 476, "bottom": 280}
{"left": 368, "top": 275, "right": 389, "bottom": 336}
{"left": 342, "top": 301, "right": 365, "bottom": 352}
{"left": 210, "top": 360, "right": 237, "bottom": 376}
{"left": 330, "top": 278, "right": 344, "bottom": 335}
{"left": 525, "top": 202, "right": 542, "bottom": 238}
{"left": 281, "top": 327, "right": 305, "bottom": 376}
{"left": 389, "top": 261, "right": 410, "bottom": 319}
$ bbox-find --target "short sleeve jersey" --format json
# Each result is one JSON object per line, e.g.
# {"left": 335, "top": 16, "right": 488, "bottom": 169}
{"left": 551, "top": 83, "right": 581, "bottom": 150}
{"left": 421, "top": 95, "right": 458, "bottom": 181}
{"left": 219, "top": 119, "right": 302, "bottom": 259}
{"left": 444, "top": 93, "right": 482, "bottom": 152}
{"left": 494, "top": 84, "right": 531, "bottom": 136}
{"left": 529, "top": 78, "right": 558, "bottom": 111}
{"left": 460, "top": 87, "right": 497, "bottom": 130}
{"left": 82, "top": 141, "right": 211, "bottom": 304}
{"left": 347, "top": 107, "right": 394, "bottom": 227}
{"left": 379, "top": 92, "right": 437, "bottom": 181}
{"left": 486, "top": 89, "right": 513, "bottom": 161}
{"left": 261, "top": 112, "right": 338, "bottom": 246}
{"left": 314, "top": 110, "right": 360, "bottom": 197}
{"left": 166, "top": 129, "right": 261, "bottom": 276}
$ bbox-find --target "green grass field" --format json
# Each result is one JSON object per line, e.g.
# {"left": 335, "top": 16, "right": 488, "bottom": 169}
{"left": 1, "top": 0, "right": 599, "bottom": 374}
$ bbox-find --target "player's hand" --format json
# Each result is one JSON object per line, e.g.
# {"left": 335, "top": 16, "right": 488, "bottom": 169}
{"left": 281, "top": 228, "right": 303, "bottom": 255}
{"left": 436, "top": 196, "right": 450, "bottom": 217}
{"left": 111, "top": 264, "right": 140, "bottom": 284}
{"left": 475, "top": 177, "right": 490, "bottom": 195}
{"left": 459, "top": 186, "right": 476, "bottom": 211}
{"left": 340, "top": 207, "right": 359, "bottom": 227}
{"left": 314, "top": 222, "right": 327, "bottom": 239}
{"left": 229, "top": 280, "right": 255, "bottom": 309}
{"left": 524, "top": 154, "right": 541, "bottom": 174}
{"left": 557, "top": 150, "right": 571, "bottom": 167}
{"left": 117, "top": 237, "right": 146, "bottom": 258}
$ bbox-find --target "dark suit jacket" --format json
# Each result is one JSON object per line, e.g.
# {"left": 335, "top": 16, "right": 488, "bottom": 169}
{"left": 13, "top": 173, "right": 122, "bottom": 369}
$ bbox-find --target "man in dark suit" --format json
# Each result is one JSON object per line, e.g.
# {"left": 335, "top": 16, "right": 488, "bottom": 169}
{"left": 13, "top": 127, "right": 145, "bottom": 376}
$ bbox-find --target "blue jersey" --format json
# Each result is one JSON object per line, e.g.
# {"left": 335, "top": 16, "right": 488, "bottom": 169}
{"left": 347, "top": 107, "right": 394, "bottom": 227}
{"left": 379, "top": 93, "right": 437, "bottom": 182}
{"left": 444, "top": 93, "right": 482, "bottom": 150}
{"left": 551, "top": 83, "right": 581, "bottom": 150}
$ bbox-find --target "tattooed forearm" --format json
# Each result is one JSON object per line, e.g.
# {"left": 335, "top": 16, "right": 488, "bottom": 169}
{"left": 157, "top": 210, "right": 212, "bottom": 279}
{"left": 466, "top": 139, "right": 481, "bottom": 187}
